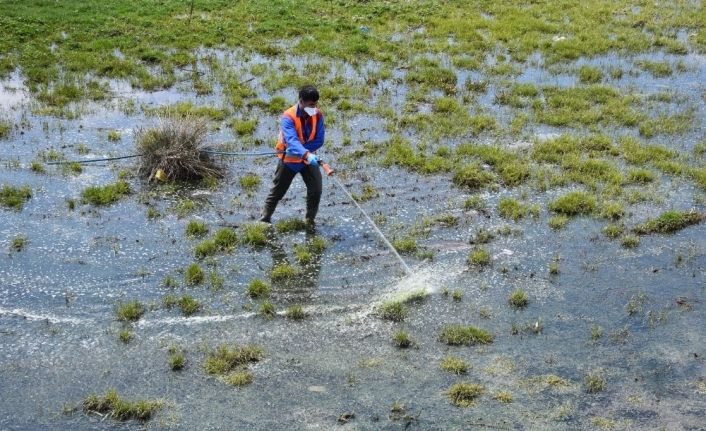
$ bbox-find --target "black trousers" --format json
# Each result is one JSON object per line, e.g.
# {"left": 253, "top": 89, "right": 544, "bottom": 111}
{"left": 262, "top": 160, "right": 322, "bottom": 221}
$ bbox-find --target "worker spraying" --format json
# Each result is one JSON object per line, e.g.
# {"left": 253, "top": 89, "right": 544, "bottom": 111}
{"left": 260, "top": 85, "right": 328, "bottom": 226}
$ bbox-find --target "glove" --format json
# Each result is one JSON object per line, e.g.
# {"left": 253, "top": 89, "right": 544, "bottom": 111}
{"left": 306, "top": 153, "right": 319, "bottom": 167}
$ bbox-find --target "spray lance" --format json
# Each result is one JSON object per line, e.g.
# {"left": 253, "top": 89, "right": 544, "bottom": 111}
{"left": 318, "top": 157, "right": 412, "bottom": 276}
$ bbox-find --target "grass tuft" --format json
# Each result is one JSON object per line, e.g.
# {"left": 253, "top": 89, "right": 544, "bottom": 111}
{"left": 81, "top": 180, "right": 130, "bottom": 205}
{"left": 508, "top": 289, "right": 529, "bottom": 309}
{"left": 468, "top": 247, "right": 491, "bottom": 266}
{"left": 549, "top": 191, "right": 596, "bottom": 216}
{"left": 185, "top": 263, "right": 204, "bottom": 285}
{"left": 0, "top": 184, "right": 32, "bottom": 210}
{"left": 447, "top": 382, "right": 485, "bottom": 407}
{"left": 440, "top": 355, "right": 469, "bottom": 374}
{"left": 378, "top": 300, "right": 408, "bottom": 322}
{"left": 247, "top": 279, "right": 270, "bottom": 298}
{"left": 633, "top": 210, "right": 704, "bottom": 234}
{"left": 439, "top": 324, "right": 493, "bottom": 345}
{"left": 204, "top": 344, "right": 264, "bottom": 375}
{"left": 82, "top": 389, "right": 163, "bottom": 422}
{"left": 116, "top": 300, "right": 145, "bottom": 322}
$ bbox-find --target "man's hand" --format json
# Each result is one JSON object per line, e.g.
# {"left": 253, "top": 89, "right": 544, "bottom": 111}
{"left": 306, "top": 153, "right": 319, "bottom": 167}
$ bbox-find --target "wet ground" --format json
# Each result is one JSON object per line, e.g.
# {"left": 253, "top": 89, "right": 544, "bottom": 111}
{"left": 0, "top": 46, "right": 705, "bottom": 430}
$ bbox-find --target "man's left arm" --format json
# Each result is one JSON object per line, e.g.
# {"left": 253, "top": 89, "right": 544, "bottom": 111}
{"left": 308, "top": 114, "right": 325, "bottom": 150}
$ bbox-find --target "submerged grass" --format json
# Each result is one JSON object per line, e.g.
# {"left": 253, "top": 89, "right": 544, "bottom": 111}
{"left": 447, "top": 382, "right": 485, "bottom": 407}
{"left": 115, "top": 300, "right": 145, "bottom": 322}
{"left": 378, "top": 301, "right": 408, "bottom": 322}
{"left": 0, "top": 184, "right": 32, "bottom": 210}
{"left": 440, "top": 356, "right": 469, "bottom": 375}
{"left": 439, "top": 324, "right": 493, "bottom": 345}
{"left": 633, "top": 210, "right": 704, "bottom": 234}
{"left": 81, "top": 180, "right": 130, "bottom": 206}
{"left": 204, "top": 344, "right": 264, "bottom": 375}
{"left": 549, "top": 191, "right": 596, "bottom": 216}
{"left": 82, "top": 389, "right": 163, "bottom": 422}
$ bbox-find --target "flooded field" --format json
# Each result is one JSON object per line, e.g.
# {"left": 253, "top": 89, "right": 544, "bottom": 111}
{"left": 1, "top": 1, "right": 706, "bottom": 430}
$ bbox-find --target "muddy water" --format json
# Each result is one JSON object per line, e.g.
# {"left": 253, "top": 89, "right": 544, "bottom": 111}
{"left": 0, "top": 47, "right": 705, "bottom": 430}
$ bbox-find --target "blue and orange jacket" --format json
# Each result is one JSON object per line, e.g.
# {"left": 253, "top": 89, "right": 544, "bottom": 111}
{"left": 275, "top": 104, "right": 325, "bottom": 172}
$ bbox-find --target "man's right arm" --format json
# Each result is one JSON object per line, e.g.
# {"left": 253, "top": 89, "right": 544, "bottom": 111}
{"left": 281, "top": 116, "right": 307, "bottom": 158}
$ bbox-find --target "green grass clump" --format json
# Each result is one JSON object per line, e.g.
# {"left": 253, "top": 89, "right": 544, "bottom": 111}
{"left": 247, "top": 279, "right": 270, "bottom": 298}
{"left": 578, "top": 65, "right": 603, "bottom": 83}
{"left": 0, "top": 184, "right": 32, "bottom": 210}
{"left": 378, "top": 300, "right": 407, "bottom": 322}
{"left": 452, "top": 163, "right": 495, "bottom": 190}
{"left": 508, "top": 289, "right": 529, "bottom": 309}
{"left": 293, "top": 244, "right": 313, "bottom": 265}
{"left": 307, "top": 236, "right": 327, "bottom": 253}
{"left": 627, "top": 168, "right": 655, "bottom": 184}
{"left": 239, "top": 174, "right": 261, "bottom": 192}
{"left": 439, "top": 324, "right": 493, "bottom": 345}
{"left": 271, "top": 263, "right": 301, "bottom": 283}
{"left": 81, "top": 180, "right": 130, "bottom": 206}
{"left": 621, "top": 234, "right": 640, "bottom": 248}
{"left": 178, "top": 295, "right": 200, "bottom": 316}
{"left": 115, "top": 300, "right": 145, "bottom": 322}
{"left": 393, "top": 330, "right": 413, "bottom": 348}
{"left": 185, "top": 263, "right": 204, "bottom": 285}
{"left": 10, "top": 235, "right": 27, "bottom": 252}
{"left": 633, "top": 210, "right": 703, "bottom": 234}
{"left": 149, "top": 101, "right": 229, "bottom": 120}
{"left": 549, "top": 215, "right": 569, "bottom": 230}
{"left": 241, "top": 223, "right": 269, "bottom": 246}
{"left": 351, "top": 183, "right": 379, "bottom": 202}
{"left": 194, "top": 239, "right": 217, "bottom": 259}
{"left": 146, "top": 207, "right": 160, "bottom": 219}
{"left": 213, "top": 228, "right": 238, "bottom": 250}
{"left": 447, "top": 381, "right": 485, "bottom": 407}
{"left": 185, "top": 220, "right": 208, "bottom": 237}
{"left": 223, "top": 370, "right": 254, "bottom": 387}
{"left": 493, "top": 391, "right": 514, "bottom": 403}
{"left": 285, "top": 304, "right": 307, "bottom": 320}
{"left": 603, "top": 224, "right": 624, "bottom": 239}
{"left": 107, "top": 130, "right": 121, "bottom": 141}
{"left": 231, "top": 119, "right": 257, "bottom": 135}
{"left": 636, "top": 60, "right": 672, "bottom": 77}
{"left": 585, "top": 370, "right": 606, "bottom": 393}
{"left": 549, "top": 191, "right": 596, "bottom": 216}
{"left": 468, "top": 247, "right": 491, "bottom": 266}
{"left": 399, "top": 289, "right": 429, "bottom": 305}
{"left": 31, "top": 161, "right": 45, "bottom": 173}
{"left": 392, "top": 237, "right": 418, "bottom": 254}
{"left": 169, "top": 352, "right": 185, "bottom": 371}
{"left": 259, "top": 300, "right": 276, "bottom": 319}
{"left": 275, "top": 218, "right": 307, "bottom": 234}
{"left": 463, "top": 196, "right": 486, "bottom": 211}
{"left": 0, "top": 120, "right": 11, "bottom": 139}
{"left": 600, "top": 201, "right": 625, "bottom": 221}
{"left": 174, "top": 199, "right": 196, "bottom": 217}
{"left": 82, "top": 389, "right": 163, "bottom": 422}
{"left": 440, "top": 356, "right": 469, "bottom": 375}
{"left": 204, "top": 344, "right": 264, "bottom": 375}
{"left": 118, "top": 328, "right": 133, "bottom": 344}
{"left": 497, "top": 198, "right": 536, "bottom": 220}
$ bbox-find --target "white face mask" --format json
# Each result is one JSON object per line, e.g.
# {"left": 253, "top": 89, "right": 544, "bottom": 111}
{"left": 303, "top": 106, "right": 317, "bottom": 116}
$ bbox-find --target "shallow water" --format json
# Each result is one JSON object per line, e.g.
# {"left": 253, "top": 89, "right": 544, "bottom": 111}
{"left": 1, "top": 45, "right": 705, "bottom": 430}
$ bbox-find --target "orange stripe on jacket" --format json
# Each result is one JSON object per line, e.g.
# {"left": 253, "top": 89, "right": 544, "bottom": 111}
{"left": 275, "top": 105, "right": 319, "bottom": 164}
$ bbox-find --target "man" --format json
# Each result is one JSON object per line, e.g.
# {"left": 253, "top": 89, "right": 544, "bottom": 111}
{"left": 260, "top": 85, "right": 325, "bottom": 225}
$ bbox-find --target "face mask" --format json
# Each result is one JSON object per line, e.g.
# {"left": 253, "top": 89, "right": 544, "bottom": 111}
{"left": 303, "top": 106, "right": 317, "bottom": 116}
